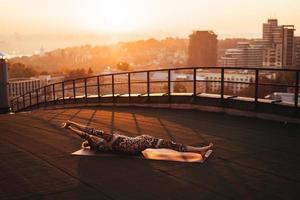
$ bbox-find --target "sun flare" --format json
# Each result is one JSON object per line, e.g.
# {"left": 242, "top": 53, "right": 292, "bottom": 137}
{"left": 80, "top": 0, "right": 138, "bottom": 33}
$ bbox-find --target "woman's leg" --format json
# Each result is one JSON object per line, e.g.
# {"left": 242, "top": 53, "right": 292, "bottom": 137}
{"left": 185, "top": 143, "right": 213, "bottom": 155}
{"left": 155, "top": 139, "right": 188, "bottom": 152}
{"left": 156, "top": 138, "right": 213, "bottom": 155}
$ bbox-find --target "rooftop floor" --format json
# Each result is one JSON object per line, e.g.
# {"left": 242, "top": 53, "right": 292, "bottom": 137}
{"left": 0, "top": 106, "right": 299, "bottom": 199}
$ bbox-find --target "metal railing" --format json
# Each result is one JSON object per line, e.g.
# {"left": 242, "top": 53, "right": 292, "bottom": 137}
{"left": 10, "top": 67, "right": 300, "bottom": 114}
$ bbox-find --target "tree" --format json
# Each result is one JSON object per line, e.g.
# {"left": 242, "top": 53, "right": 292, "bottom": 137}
{"left": 64, "top": 68, "right": 95, "bottom": 80}
{"left": 40, "top": 71, "right": 49, "bottom": 75}
{"left": 116, "top": 62, "right": 131, "bottom": 71}
{"left": 88, "top": 67, "right": 93, "bottom": 75}
{"left": 8, "top": 62, "right": 38, "bottom": 78}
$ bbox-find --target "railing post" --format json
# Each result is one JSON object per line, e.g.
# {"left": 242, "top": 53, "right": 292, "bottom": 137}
{"left": 73, "top": 80, "right": 76, "bottom": 102}
{"left": 168, "top": 69, "right": 171, "bottom": 102}
{"left": 295, "top": 71, "right": 299, "bottom": 109}
{"left": 22, "top": 94, "right": 25, "bottom": 110}
{"left": 221, "top": 68, "right": 224, "bottom": 100}
{"left": 84, "top": 78, "right": 87, "bottom": 101}
{"left": 29, "top": 91, "right": 32, "bottom": 109}
{"left": 16, "top": 98, "right": 19, "bottom": 111}
{"left": 44, "top": 86, "right": 47, "bottom": 106}
{"left": 53, "top": 84, "right": 56, "bottom": 104}
{"left": 10, "top": 100, "right": 14, "bottom": 112}
{"left": 147, "top": 71, "right": 150, "bottom": 101}
{"left": 97, "top": 76, "right": 100, "bottom": 101}
{"left": 62, "top": 82, "right": 65, "bottom": 103}
{"left": 193, "top": 68, "right": 197, "bottom": 101}
{"left": 111, "top": 74, "right": 115, "bottom": 101}
{"left": 36, "top": 89, "right": 39, "bottom": 108}
{"left": 255, "top": 69, "right": 259, "bottom": 105}
{"left": 128, "top": 73, "right": 131, "bottom": 102}
{"left": 21, "top": 82, "right": 24, "bottom": 96}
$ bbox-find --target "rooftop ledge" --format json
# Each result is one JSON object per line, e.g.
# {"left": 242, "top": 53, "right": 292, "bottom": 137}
{"left": 13, "top": 93, "right": 300, "bottom": 124}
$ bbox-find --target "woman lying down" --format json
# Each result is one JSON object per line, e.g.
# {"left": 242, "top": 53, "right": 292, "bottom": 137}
{"left": 62, "top": 120, "right": 213, "bottom": 157}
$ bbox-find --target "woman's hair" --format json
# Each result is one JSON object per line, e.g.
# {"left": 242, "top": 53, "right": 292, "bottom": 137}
{"left": 88, "top": 135, "right": 110, "bottom": 152}
{"left": 96, "top": 139, "right": 110, "bottom": 151}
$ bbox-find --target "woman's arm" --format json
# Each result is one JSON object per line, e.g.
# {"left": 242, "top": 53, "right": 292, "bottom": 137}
{"left": 68, "top": 126, "right": 90, "bottom": 140}
{"left": 65, "top": 121, "right": 90, "bottom": 132}
{"left": 65, "top": 120, "right": 113, "bottom": 141}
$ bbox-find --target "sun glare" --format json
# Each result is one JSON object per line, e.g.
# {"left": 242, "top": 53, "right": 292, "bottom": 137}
{"left": 80, "top": 0, "right": 138, "bottom": 33}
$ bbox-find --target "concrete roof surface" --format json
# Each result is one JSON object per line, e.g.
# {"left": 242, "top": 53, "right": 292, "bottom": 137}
{"left": 0, "top": 106, "right": 299, "bottom": 199}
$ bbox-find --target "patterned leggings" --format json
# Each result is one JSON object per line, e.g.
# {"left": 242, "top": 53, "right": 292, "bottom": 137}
{"left": 84, "top": 127, "right": 188, "bottom": 154}
{"left": 116, "top": 134, "right": 188, "bottom": 154}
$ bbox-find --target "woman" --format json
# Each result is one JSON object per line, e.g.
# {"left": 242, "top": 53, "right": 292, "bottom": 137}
{"left": 62, "top": 120, "right": 213, "bottom": 156}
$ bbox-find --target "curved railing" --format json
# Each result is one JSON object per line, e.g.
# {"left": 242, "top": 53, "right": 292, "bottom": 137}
{"left": 10, "top": 67, "right": 300, "bottom": 117}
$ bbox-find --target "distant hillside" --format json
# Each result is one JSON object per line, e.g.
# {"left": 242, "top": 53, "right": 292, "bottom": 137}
{"left": 8, "top": 38, "right": 254, "bottom": 74}
{"left": 9, "top": 38, "right": 188, "bottom": 73}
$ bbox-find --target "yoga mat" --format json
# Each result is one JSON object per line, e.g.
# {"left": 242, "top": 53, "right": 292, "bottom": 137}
{"left": 72, "top": 148, "right": 213, "bottom": 163}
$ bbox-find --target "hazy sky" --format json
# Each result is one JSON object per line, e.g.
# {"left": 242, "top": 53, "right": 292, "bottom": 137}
{"left": 1, "top": 0, "right": 300, "bottom": 38}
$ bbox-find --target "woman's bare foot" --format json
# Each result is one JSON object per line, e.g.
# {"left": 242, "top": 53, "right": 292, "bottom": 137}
{"left": 197, "top": 142, "right": 213, "bottom": 156}
{"left": 186, "top": 142, "right": 213, "bottom": 156}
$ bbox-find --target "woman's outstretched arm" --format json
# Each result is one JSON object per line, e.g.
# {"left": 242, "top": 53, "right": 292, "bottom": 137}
{"left": 63, "top": 121, "right": 89, "bottom": 132}
{"left": 63, "top": 120, "right": 113, "bottom": 141}
{"left": 67, "top": 126, "right": 90, "bottom": 140}
{"left": 66, "top": 126, "right": 104, "bottom": 151}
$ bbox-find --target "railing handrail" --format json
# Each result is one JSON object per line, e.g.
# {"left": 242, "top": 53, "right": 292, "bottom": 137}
{"left": 10, "top": 66, "right": 300, "bottom": 101}
{"left": 10, "top": 66, "right": 300, "bottom": 113}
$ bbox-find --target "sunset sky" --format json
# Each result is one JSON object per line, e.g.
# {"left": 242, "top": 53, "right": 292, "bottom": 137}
{"left": 1, "top": 0, "right": 299, "bottom": 38}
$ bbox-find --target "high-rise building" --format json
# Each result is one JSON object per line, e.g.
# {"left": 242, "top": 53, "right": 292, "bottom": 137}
{"left": 263, "top": 19, "right": 283, "bottom": 43}
{"left": 221, "top": 49, "right": 242, "bottom": 67}
{"left": 222, "top": 19, "right": 297, "bottom": 69}
{"left": 263, "top": 43, "right": 283, "bottom": 68}
{"left": 261, "top": 19, "right": 295, "bottom": 68}
{"left": 221, "top": 42, "right": 263, "bottom": 68}
{"left": 294, "top": 37, "right": 300, "bottom": 69}
{"left": 188, "top": 31, "right": 218, "bottom": 67}
{"left": 282, "top": 25, "right": 295, "bottom": 68}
